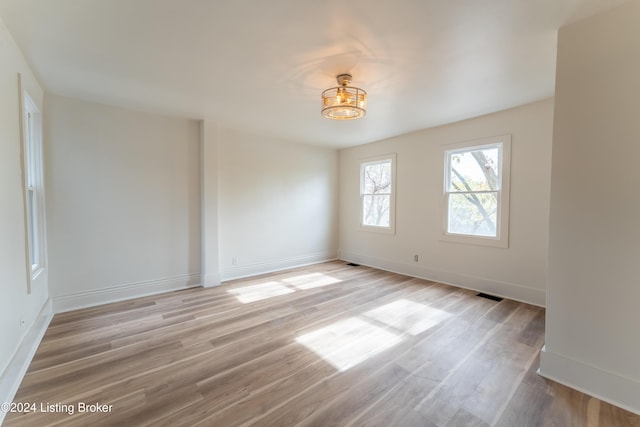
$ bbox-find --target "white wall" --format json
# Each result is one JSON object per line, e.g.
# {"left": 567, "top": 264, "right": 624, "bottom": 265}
{"left": 45, "top": 94, "right": 201, "bottom": 311}
{"left": 217, "top": 127, "right": 338, "bottom": 279}
{"left": 0, "top": 17, "right": 50, "bottom": 418}
{"left": 339, "top": 99, "right": 554, "bottom": 306}
{"left": 540, "top": 0, "right": 640, "bottom": 414}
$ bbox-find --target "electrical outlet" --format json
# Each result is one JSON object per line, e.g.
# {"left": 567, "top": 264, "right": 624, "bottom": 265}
{"left": 19, "top": 318, "right": 26, "bottom": 328}
{"left": 232, "top": 257, "right": 238, "bottom": 266}
{"left": 413, "top": 254, "right": 419, "bottom": 262}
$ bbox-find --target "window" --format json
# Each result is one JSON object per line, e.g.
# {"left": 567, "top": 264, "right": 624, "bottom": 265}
{"left": 360, "top": 154, "right": 396, "bottom": 233}
{"left": 442, "top": 135, "right": 510, "bottom": 247}
{"left": 23, "top": 91, "right": 46, "bottom": 278}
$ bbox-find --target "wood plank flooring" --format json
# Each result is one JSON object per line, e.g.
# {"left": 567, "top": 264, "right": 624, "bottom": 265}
{"left": 5, "top": 261, "right": 640, "bottom": 426}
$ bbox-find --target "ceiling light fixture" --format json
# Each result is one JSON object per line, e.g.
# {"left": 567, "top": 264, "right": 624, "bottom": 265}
{"left": 321, "top": 74, "right": 366, "bottom": 120}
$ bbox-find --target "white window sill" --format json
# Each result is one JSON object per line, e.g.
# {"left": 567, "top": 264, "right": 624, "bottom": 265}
{"left": 360, "top": 225, "right": 396, "bottom": 235}
{"left": 440, "top": 232, "right": 508, "bottom": 248}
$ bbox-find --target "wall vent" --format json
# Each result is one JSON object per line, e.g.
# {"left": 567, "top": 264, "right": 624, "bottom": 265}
{"left": 477, "top": 293, "right": 503, "bottom": 302}
{"left": 346, "top": 262, "right": 360, "bottom": 267}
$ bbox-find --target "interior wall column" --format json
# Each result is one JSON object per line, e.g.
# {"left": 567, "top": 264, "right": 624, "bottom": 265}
{"left": 200, "top": 119, "right": 221, "bottom": 287}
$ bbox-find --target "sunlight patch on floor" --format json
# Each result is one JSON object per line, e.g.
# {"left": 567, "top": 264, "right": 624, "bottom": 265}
{"left": 363, "top": 299, "right": 452, "bottom": 336}
{"left": 228, "top": 273, "right": 342, "bottom": 303}
{"left": 295, "top": 317, "right": 401, "bottom": 371}
{"left": 283, "top": 273, "right": 342, "bottom": 290}
{"left": 227, "top": 281, "right": 295, "bottom": 303}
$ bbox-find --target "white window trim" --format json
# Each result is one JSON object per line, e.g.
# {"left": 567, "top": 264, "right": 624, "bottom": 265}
{"left": 359, "top": 153, "right": 397, "bottom": 234}
{"left": 22, "top": 90, "right": 47, "bottom": 281}
{"left": 440, "top": 135, "right": 511, "bottom": 248}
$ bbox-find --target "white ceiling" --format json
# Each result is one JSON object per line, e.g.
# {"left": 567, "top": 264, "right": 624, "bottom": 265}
{"left": 0, "top": 0, "right": 628, "bottom": 148}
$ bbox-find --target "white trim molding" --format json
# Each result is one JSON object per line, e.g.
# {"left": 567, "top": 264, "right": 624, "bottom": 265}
{"left": 338, "top": 250, "right": 545, "bottom": 307}
{"left": 0, "top": 299, "right": 53, "bottom": 426}
{"left": 221, "top": 252, "right": 336, "bottom": 282}
{"left": 52, "top": 274, "right": 201, "bottom": 313}
{"left": 538, "top": 346, "right": 640, "bottom": 415}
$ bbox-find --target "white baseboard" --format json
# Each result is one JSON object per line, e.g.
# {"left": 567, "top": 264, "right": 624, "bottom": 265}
{"left": 538, "top": 346, "right": 640, "bottom": 415}
{"left": 337, "top": 250, "right": 546, "bottom": 307}
{"left": 0, "top": 298, "right": 53, "bottom": 425}
{"left": 52, "top": 273, "right": 201, "bottom": 313}
{"left": 221, "top": 252, "right": 336, "bottom": 282}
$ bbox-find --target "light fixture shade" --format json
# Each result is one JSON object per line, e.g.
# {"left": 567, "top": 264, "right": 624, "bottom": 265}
{"left": 321, "top": 74, "right": 366, "bottom": 120}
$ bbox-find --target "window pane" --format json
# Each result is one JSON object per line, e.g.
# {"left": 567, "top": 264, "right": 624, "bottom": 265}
{"left": 27, "top": 189, "right": 36, "bottom": 266}
{"left": 363, "top": 162, "right": 391, "bottom": 194}
{"left": 447, "top": 192, "right": 497, "bottom": 237}
{"left": 448, "top": 147, "right": 500, "bottom": 192}
{"left": 362, "top": 194, "right": 390, "bottom": 227}
{"left": 26, "top": 113, "right": 34, "bottom": 186}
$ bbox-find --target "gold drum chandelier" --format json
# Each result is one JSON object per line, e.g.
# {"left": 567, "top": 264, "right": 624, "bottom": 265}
{"left": 321, "top": 74, "right": 366, "bottom": 120}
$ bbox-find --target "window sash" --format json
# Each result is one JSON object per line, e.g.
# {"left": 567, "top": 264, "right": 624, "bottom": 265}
{"left": 361, "top": 161, "right": 392, "bottom": 196}
{"left": 445, "top": 191, "right": 500, "bottom": 238}
{"left": 361, "top": 194, "right": 391, "bottom": 227}
{"left": 445, "top": 143, "right": 502, "bottom": 193}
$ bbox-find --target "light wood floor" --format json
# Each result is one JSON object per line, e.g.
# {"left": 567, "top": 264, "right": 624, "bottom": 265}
{"left": 5, "top": 261, "right": 640, "bottom": 426}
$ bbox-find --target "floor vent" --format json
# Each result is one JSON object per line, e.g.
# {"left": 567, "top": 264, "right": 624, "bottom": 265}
{"left": 477, "top": 293, "right": 503, "bottom": 302}
{"left": 346, "top": 262, "right": 360, "bottom": 267}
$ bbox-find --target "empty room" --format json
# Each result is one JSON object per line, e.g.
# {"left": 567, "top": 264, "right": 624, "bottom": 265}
{"left": 1, "top": 0, "right": 639, "bottom": 425}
